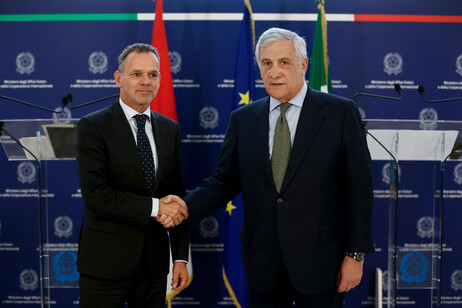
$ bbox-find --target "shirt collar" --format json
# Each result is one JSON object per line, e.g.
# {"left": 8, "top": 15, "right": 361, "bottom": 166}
{"left": 119, "top": 99, "right": 151, "bottom": 121}
{"left": 270, "top": 82, "right": 307, "bottom": 112}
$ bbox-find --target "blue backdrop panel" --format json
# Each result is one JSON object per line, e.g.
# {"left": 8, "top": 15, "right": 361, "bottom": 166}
{"left": 1, "top": 0, "right": 462, "bottom": 307}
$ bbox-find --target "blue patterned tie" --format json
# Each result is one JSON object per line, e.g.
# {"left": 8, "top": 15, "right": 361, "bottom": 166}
{"left": 134, "top": 114, "right": 155, "bottom": 193}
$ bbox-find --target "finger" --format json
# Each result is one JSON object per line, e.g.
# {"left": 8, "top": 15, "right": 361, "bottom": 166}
{"left": 168, "top": 195, "right": 186, "bottom": 206}
{"left": 156, "top": 215, "right": 171, "bottom": 225}
{"left": 171, "top": 273, "right": 179, "bottom": 289}
{"left": 163, "top": 216, "right": 173, "bottom": 225}
{"left": 178, "top": 206, "right": 189, "bottom": 219}
{"left": 155, "top": 215, "right": 165, "bottom": 223}
{"left": 172, "top": 278, "right": 185, "bottom": 291}
{"left": 337, "top": 282, "right": 347, "bottom": 293}
{"left": 163, "top": 195, "right": 173, "bottom": 203}
{"left": 172, "top": 273, "right": 187, "bottom": 291}
{"left": 164, "top": 221, "right": 175, "bottom": 228}
{"left": 178, "top": 273, "right": 187, "bottom": 289}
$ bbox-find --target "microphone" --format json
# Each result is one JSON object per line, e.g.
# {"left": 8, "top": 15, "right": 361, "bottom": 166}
{"left": 418, "top": 85, "right": 462, "bottom": 103}
{"left": 61, "top": 93, "right": 73, "bottom": 110}
{"left": 352, "top": 83, "right": 402, "bottom": 102}
{"left": 394, "top": 83, "right": 402, "bottom": 96}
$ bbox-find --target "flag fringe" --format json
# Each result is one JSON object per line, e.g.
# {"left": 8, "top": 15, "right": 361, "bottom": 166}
{"left": 317, "top": 0, "right": 329, "bottom": 89}
{"left": 222, "top": 266, "right": 242, "bottom": 308}
{"left": 244, "top": 0, "right": 255, "bottom": 50}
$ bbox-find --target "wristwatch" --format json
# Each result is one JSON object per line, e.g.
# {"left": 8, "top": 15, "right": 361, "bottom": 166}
{"left": 345, "top": 251, "right": 365, "bottom": 261}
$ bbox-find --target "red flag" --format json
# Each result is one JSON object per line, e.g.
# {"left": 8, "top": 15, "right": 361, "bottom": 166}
{"left": 151, "top": 0, "right": 177, "bottom": 120}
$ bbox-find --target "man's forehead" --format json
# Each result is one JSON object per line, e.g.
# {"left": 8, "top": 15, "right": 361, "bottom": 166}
{"left": 260, "top": 41, "right": 295, "bottom": 57}
{"left": 259, "top": 54, "right": 293, "bottom": 62}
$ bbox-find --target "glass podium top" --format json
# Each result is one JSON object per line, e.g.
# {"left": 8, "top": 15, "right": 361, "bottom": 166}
{"left": 364, "top": 119, "right": 462, "bottom": 162}
{"left": 0, "top": 118, "right": 79, "bottom": 161}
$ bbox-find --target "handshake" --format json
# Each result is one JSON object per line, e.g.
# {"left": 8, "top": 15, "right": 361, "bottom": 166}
{"left": 155, "top": 195, "right": 188, "bottom": 228}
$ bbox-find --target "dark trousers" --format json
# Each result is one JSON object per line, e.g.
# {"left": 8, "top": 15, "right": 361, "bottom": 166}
{"left": 249, "top": 259, "right": 344, "bottom": 308}
{"left": 79, "top": 244, "right": 166, "bottom": 308}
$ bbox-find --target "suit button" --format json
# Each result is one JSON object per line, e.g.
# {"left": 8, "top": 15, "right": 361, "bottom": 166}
{"left": 277, "top": 198, "right": 283, "bottom": 204}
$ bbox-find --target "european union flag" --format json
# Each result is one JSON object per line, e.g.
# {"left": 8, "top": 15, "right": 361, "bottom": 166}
{"left": 222, "top": 1, "right": 255, "bottom": 307}
{"left": 232, "top": 0, "right": 255, "bottom": 109}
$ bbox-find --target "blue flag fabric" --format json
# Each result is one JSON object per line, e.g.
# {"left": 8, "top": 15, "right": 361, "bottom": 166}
{"left": 222, "top": 2, "right": 255, "bottom": 307}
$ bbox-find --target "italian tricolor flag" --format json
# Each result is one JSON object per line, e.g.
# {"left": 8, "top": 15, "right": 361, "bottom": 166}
{"left": 308, "top": 0, "right": 333, "bottom": 94}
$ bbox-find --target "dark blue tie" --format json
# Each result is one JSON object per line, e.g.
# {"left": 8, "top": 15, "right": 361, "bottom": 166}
{"left": 134, "top": 114, "right": 155, "bottom": 193}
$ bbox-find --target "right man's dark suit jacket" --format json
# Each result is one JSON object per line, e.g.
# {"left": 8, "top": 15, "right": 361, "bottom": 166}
{"left": 185, "top": 87, "right": 374, "bottom": 295}
{"left": 76, "top": 101, "right": 188, "bottom": 281}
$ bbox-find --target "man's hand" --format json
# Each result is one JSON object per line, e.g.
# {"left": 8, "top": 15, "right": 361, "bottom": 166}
{"left": 155, "top": 195, "right": 188, "bottom": 227}
{"left": 336, "top": 256, "right": 364, "bottom": 293}
{"left": 171, "top": 261, "right": 189, "bottom": 291}
{"left": 155, "top": 214, "right": 174, "bottom": 228}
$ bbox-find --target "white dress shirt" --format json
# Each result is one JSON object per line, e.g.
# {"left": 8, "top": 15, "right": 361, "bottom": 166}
{"left": 119, "top": 99, "right": 159, "bottom": 217}
{"left": 268, "top": 82, "right": 307, "bottom": 158}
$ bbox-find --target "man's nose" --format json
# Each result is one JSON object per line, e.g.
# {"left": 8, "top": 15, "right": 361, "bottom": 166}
{"left": 269, "top": 66, "right": 281, "bottom": 77}
{"left": 140, "top": 74, "right": 151, "bottom": 84}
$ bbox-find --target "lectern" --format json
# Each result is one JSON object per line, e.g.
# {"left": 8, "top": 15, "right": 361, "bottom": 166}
{"left": 365, "top": 119, "right": 462, "bottom": 308}
{"left": 1, "top": 118, "right": 79, "bottom": 308}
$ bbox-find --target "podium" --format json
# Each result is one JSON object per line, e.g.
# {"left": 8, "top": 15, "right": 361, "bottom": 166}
{"left": 365, "top": 119, "right": 462, "bottom": 308}
{"left": 0, "top": 118, "right": 80, "bottom": 308}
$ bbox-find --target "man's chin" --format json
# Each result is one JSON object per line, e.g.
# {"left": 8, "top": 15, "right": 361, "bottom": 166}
{"left": 136, "top": 99, "right": 154, "bottom": 106}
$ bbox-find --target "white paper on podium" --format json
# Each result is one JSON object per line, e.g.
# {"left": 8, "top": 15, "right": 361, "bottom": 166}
{"left": 366, "top": 129, "right": 459, "bottom": 161}
{"left": 19, "top": 136, "right": 56, "bottom": 159}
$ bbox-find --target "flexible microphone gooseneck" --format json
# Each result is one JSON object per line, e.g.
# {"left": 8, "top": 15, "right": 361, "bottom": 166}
{"left": 353, "top": 83, "right": 402, "bottom": 101}
{"left": 418, "top": 85, "right": 462, "bottom": 103}
{"left": 353, "top": 84, "right": 402, "bottom": 307}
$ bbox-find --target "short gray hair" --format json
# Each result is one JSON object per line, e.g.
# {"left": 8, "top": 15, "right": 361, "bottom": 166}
{"left": 118, "top": 43, "right": 160, "bottom": 72}
{"left": 255, "top": 28, "right": 307, "bottom": 66}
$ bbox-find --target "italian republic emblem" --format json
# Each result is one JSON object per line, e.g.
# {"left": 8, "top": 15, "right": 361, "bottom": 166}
{"left": 16, "top": 52, "right": 35, "bottom": 75}
{"left": 383, "top": 52, "right": 403, "bottom": 75}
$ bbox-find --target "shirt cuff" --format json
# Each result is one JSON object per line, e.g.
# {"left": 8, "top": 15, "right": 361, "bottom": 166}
{"left": 151, "top": 198, "right": 159, "bottom": 217}
{"left": 174, "top": 260, "right": 188, "bottom": 264}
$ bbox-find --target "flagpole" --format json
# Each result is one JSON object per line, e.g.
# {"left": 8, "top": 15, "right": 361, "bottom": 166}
{"left": 317, "top": 0, "right": 329, "bottom": 88}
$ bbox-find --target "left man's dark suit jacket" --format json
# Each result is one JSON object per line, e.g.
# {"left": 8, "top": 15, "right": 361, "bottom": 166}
{"left": 185, "top": 86, "right": 374, "bottom": 296}
{"left": 76, "top": 101, "right": 189, "bottom": 281}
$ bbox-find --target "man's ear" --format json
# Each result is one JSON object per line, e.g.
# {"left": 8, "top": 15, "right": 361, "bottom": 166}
{"left": 302, "top": 57, "right": 309, "bottom": 75}
{"left": 114, "top": 70, "right": 122, "bottom": 87}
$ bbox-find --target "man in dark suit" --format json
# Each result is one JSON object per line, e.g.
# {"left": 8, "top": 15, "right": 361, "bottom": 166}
{"left": 182, "top": 28, "right": 374, "bottom": 307}
{"left": 76, "top": 43, "right": 189, "bottom": 308}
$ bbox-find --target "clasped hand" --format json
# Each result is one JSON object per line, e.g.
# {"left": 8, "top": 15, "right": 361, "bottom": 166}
{"left": 155, "top": 195, "right": 188, "bottom": 228}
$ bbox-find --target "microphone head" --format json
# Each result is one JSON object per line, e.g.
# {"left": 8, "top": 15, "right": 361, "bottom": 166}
{"left": 394, "top": 84, "right": 402, "bottom": 95}
{"left": 418, "top": 85, "right": 425, "bottom": 95}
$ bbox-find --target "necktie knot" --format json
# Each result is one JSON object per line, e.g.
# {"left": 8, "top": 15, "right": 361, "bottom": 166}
{"left": 134, "top": 114, "right": 149, "bottom": 128}
{"left": 279, "top": 103, "right": 291, "bottom": 115}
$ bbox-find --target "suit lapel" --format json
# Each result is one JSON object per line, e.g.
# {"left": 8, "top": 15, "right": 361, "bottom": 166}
{"left": 150, "top": 111, "right": 164, "bottom": 195}
{"left": 280, "top": 87, "right": 326, "bottom": 193}
{"left": 106, "top": 102, "right": 146, "bottom": 190}
{"left": 249, "top": 98, "right": 273, "bottom": 186}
